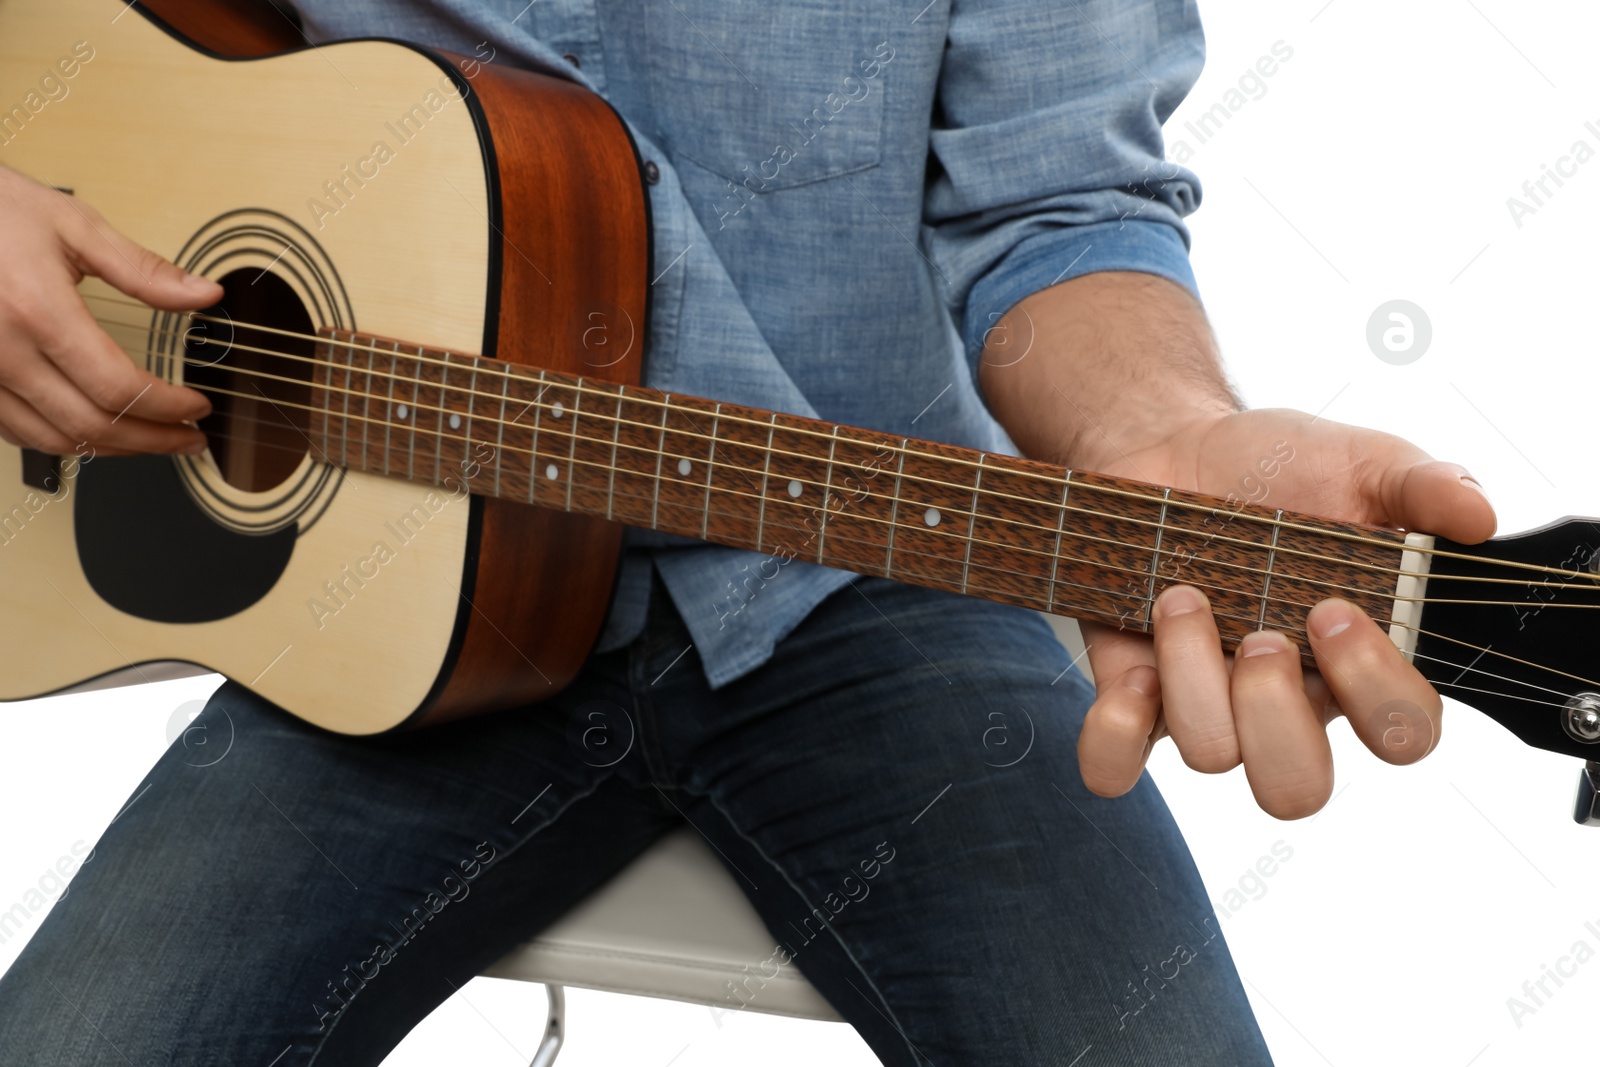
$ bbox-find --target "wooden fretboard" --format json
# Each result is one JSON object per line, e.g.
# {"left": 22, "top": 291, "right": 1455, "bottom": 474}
{"left": 308, "top": 331, "right": 1411, "bottom": 651}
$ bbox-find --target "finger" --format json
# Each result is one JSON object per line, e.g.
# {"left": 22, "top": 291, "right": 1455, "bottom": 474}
{"left": 1306, "top": 598, "right": 1442, "bottom": 765}
{"left": 2, "top": 352, "right": 206, "bottom": 455}
{"left": 0, "top": 385, "right": 76, "bottom": 453}
{"left": 1082, "top": 619, "right": 1156, "bottom": 686}
{"left": 1151, "top": 584, "right": 1239, "bottom": 773}
{"left": 1358, "top": 442, "right": 1496, "bottom": 544}
{"left": 1079, "top": 664, "right": 1161, "bottom": 797}
{"left": 0, "top": 387, "right": 140, "bottom": 457}
{"left": 54, "top": 194, "right": 222, "bottom": 311}
{"left": 22, "top": 274, "right": 211, "bottom": 425}
{"left": 1231, "top": 631, "right": 1335, "bottom": 819}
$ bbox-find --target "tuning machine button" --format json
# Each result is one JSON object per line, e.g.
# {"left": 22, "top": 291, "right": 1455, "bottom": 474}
{"left": 1562, "top": 693, "right": 1600, "bottom": 744}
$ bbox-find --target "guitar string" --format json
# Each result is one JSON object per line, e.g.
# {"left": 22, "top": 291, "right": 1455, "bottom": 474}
{"left": 95, "top": 318, "right": 1600, "bottom": 603}
{"left": 171, "top": 375, "right": 1600, "bottom": 637}
{"left": 104, "top": 300, "right": 1565, "bottom": 580}
{"left": 64, "top": 346, "right": 1595, "bottom": 711}
{"left": 85, "top": 295, "right": 1600, "bottom": 587}
{"left": 110, "top": 327, "right": 1460, "bottom": 593}
{"left": 81, "top": 298, "right": 1600, "bottom": 712}
{"left": 138, "top": 400, "right": 1600, "bottom": 709}
{"left": 179, "top": 378, "right": 1394, "bottom": 609}
{"left": 112, "top": 309, "right": 1453, "bottom": 585}
{"left": 120, "top": 321, "right": 1600, "bottom": 612}
{"left": 122, "top": 335, "right": 1600, "bottom": 608}
{"left": 1408, "top": 625, "right": 1600, "bottom": 695}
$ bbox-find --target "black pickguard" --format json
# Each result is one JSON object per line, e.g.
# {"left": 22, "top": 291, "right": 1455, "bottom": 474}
{"left": 74, "top": 454, "right": 295, "bottom": 623}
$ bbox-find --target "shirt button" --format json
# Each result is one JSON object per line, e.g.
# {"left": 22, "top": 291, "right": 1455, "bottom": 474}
{"left": 562, "top": 53, "right": 581, "bottom": 69}
{"left": 644, "top": 160, "right": 661, "bottom": 185}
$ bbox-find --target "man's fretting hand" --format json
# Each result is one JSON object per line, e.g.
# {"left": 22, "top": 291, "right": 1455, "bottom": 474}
{"left": 979, "top": 272, "right": 1496, "bottom": 819}
{"left": 1071, "top": 408, "right": 1495, "bottom": 819}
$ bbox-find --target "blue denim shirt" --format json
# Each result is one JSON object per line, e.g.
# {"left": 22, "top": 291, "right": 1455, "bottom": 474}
{"left": 289, "top": 0, "right": 1205, "bottom": 687}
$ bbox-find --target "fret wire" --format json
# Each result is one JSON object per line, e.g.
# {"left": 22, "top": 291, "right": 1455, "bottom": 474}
{"left": 1258, "top": 509, "right": 1283, "bottom": 630}
{"left": 702, "top": 403, "right": 722, "bottom": 541}
{"left": 607, "top": 387, "right": 624, "bottom": 522}
{"left": 755, "top": 412, "right": 776, "bottom": 554}
{"left": 884, "top": 438, "right": 907, "bottom": 580}
{"left": 528, "top": 370, "right": 547, "bottom": 505}
{"left": 408, "top": 345, "right": 423, "bottom": 481}
{"left": 564, "top": 377, "right": 583, "bottom": 512}
{"left": 190, "top": 369, "right": 1418, "bottom": 602}
{"left": 103, "top": 305, "right": 1596, "bottom": 586}
{"left": 816, "top": 425, "right": 840, "bottom": 565}
{"left": 344, "top": 340, "right": 356, "bottom": 470}
{"left": 384, "top": 341, "right": 400, "bottom": 479}
{"left": 1143, "top": 488, "right": 1172, "bottom": 633}
{"left": 325, "top": 336, "right": 335, "bottom": 461}
{"left": 491, "top": 359, "right": 507, "bottom": 498}
{"left": 961, "top": 454, "right": 985, "bottom": 595}
{"left": 360, "top": 340, "right": 373, "bottom": 472}
{"left": 465, "top": 355, "right": 479, "bottom": 471}
{"left": 435, "top": 351, "right": 451, "bottom": 486}
{"left": 1046, "top": 471, "right": 1072, "bottom": 614}
{"left": 651, "top": 395, "right": 672, "bottom": 530}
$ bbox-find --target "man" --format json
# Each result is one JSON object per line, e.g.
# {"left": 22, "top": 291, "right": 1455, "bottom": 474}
{"left": 0, "top": 1, "right": 1494, "bottom": 1063}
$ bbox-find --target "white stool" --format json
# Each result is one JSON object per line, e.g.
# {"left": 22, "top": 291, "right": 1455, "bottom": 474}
{"left": 481, "top": 826, "right": 843, "bottom": 1065}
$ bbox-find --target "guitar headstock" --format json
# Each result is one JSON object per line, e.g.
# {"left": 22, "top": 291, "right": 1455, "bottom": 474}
{"left": 1415, "top": 517, "right": 1600, "bottom": 764}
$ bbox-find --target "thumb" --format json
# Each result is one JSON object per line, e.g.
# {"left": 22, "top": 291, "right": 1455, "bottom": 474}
{"left": 1371, "top": 455, "right": 1498, "bottom": 546}
{"left": 56, "top": 195, "right": 221, "bottom": 311}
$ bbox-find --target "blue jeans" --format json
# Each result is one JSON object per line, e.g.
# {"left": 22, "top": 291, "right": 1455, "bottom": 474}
{"left": 0, "top": 572, "right": 1271, "bottom": 1065}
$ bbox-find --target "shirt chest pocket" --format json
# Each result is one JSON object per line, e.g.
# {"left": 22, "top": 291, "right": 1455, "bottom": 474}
{"left": 644, "top": 0, "right": 893, "bottom": 190}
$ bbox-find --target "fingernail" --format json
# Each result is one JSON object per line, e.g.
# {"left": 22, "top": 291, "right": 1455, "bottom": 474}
{"left": 1121, "top": 666, "right": 1158, "bottom": 697}
{"left": 182, "top": 272, "right": 212, "bottom": 287}
{"left": 1460, "top": 472, "right": 1487, "bottom": 496}
{"left": 183, "top": 438, "right": 208, "bottom": 456}
{"left": 1308, "top": 599, "right": 1355, "bottom": 640}
{"left": 1239, "top": 631, "right": 1287, "bottom": 658}
{"left": 1155, "top": 584, "right": 1206, "bottom": 620}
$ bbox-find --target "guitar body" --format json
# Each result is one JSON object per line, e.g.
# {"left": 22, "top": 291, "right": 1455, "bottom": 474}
{"left": 0, "top": 0, "right": 650, "bottom": 732}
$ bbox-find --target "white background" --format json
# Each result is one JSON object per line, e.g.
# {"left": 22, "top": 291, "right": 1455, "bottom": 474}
{"left": 5, "top": 0, "right": 1600, "bottom": 1064}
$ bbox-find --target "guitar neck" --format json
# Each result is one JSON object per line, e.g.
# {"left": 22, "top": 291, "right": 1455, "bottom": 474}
{"left": 304, "top": 332, "right": 1415, "bottom": 650}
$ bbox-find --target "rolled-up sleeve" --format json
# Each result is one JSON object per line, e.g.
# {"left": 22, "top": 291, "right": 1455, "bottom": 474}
{"left": 923, "top": 0, "right": 1208, "bottom": 378}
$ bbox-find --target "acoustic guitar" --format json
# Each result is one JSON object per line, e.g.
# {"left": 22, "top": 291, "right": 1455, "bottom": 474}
{"left": 3, "top": 2, "right": 1598, "bottom": 806}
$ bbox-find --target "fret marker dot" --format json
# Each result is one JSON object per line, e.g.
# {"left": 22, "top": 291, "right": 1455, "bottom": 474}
{"left": 677, "top": 458, "right": 693, "bottom": 477}
{"left": 923, "top": 507, "right": 941, "bottom": 527}
{"left": 545, "top": 463, "right": 559, "bottom": 481}
{"left": 787, "top": 480, "right": 803, "bottom": 498}
{"left": 551, "top": 401, "right": 565, "bottom": 419}
{"left": 396, "top": 404, "right": 409, "bottom": 420}
{"left": 449, "top": 413, "right": 462, "bottom": 430}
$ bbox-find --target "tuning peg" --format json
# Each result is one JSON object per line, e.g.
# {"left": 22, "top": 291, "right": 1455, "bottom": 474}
{"left": 1574, "top": 761, "right": 1600, "bottom": 825}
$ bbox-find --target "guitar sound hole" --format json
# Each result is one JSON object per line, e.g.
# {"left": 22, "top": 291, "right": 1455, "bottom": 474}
{"left": 184, "top": 269, "right": 316, "bottom": 493}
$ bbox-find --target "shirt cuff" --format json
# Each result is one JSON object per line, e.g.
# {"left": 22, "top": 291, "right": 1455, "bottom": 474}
{"left": 961, "top": 218, "right": 1201, "bottom": 380}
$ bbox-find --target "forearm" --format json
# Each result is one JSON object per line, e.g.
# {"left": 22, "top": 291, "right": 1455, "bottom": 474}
{"left": 977, "top": 271, "right": 1241, "bottom": 474}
